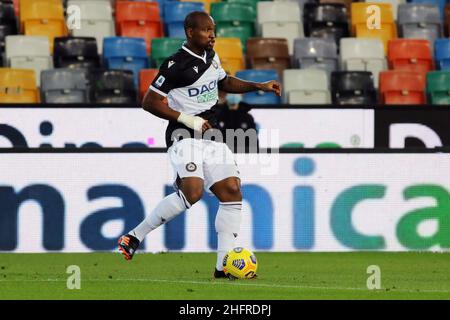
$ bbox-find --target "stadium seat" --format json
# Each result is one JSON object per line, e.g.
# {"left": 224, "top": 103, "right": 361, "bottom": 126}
{"left": 411, "top": 0, "right": 445, "bottom": 18}
{"left": 303, "top": 3, "right": 349, "bottom": 45}
{"left": 0, "top": 0, "right": 18, "bottom": 44}
{"left": 235, "top": 69, "right": 281, "bottom": 105}
{"left": 426, "top": 71, "right": 450, "bottom": 104}
{"left": 331, "top": 71, "right": 377, "bottom": 105}
{"left": 164, "top": 2, "right": 205, "bottom": 38}
{"left": 351, "top": 2, "right": 397, "bottom": 54}
{"left": 88, "top": 69, "right": 137, "bottom": 104}
{"left": 0, "top": 68, "right": 39, "bottom": 103}
{"left": 293, "top": 38, "right": 338, "bottom": 75}
{"left": 19, "top": 0, "right": 68, "bottom": 52}
{"left": 211, "top": 3, "right": 256, "bottom": 51}
{"left": 365, "top": 0, "right": 406, "bottom": 20}
{"left": 435, "top": 38, "right": 450, "bottom": 70}
{"left": 257, "top": 1, "right": 304, "bottom": 54}
{"left": 387, "top": 39, "right": 434, "bottom": 76}
{"left": 246, "top": 38, "right": 291, "bottom": 79}
{"left": 5, "top": 35, "right": 53, "bottom": 86}
{"left": 68, "top": 0, "right": 116, "bottom": 54}
{"left": 116, "top": 1, "right": 163, "bottom": 54}
{"left": 213, "top": 38, "right": 244, "bottom": 76}
{"left": 103, "top": 37, "right": 149, "bottom": 87}
{"left": 139, "top": 69, "right": 159, "bottom": 100}
{"left": 319, "top": 0, "right": 353, "bottom": 10}
{"left": 379, "top": 70, "right": 426, "bottom": 104}
{"left": 283, "top": 69, "right": 331, "bottom": 104}
{"left": 180, "top": 0, "right": 219, "bottom": 13}
{"left": 40, "top": 69, "right": 88, "bottom": 103}
{"left": 397, "top": 4, "right": 442, "bottom": 49}
{"left": 339, "top": 38, "right": 386, "bottom": 88}
{"left": 222, "top": 0, "right": 259, "bottom": 11}
{"left": 53, "top": 37, "right": 101, "bottom": 70}
{"left": 446, "top": 4, "right": 450, "bottom": 37}
{"left": 151, "top": 37, "right": 185, "bottom": 67}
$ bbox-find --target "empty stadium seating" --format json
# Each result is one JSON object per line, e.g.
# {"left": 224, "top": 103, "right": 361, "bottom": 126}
{"left": 246, "top": 38, "right": 290, "bottom": 79}
{"left": 151, "top": 37, "right": 185, "bottom": 67}
{"left": 257, "top": 1, "right": 304, "bottom": 54}
{"left": 180, "top": 0, "right": 219, "bottom": 13}
{"left": 379, "top": 70, "right": 426, "bottom": 104}
{"left": 293, "top": 38, "right": 338, "bottom": 75}
{"left": 283, "top": 69, "right": 331, "bottom": 104}
{"left": 387, "top": 39, "right": 434, "bottom": 76}
{"left": 115, "top": 1, "right": 163, "bottom": 54}
{"left": 365, "top": 0, "right": 406, "bottom": 20}
{"left": 331, "top": 71, "right": 377, "bottom": 105}
{"left": 235, "top": 69, "right": 281, "bottom": 105}
{"left": 20, "top": 0, "right": 68, "bottom": 52}
{"left": 351, "top": 2, "right": 397, "bottom": 54}
{"left": 40, "top": 68, "right": 88, "bottom": 103}
{"left": 164, "top": 2, "right": 205, "bottom": 38}
{"left": 340, "top": 38, "right": 386, "bottom": 88}
{"left": 397, "top": 3, "right": 443, "bottom": 48}
{"left": 5, "top": 35, "right": 53, "bottom": 86}
{"left": 0, "top": 0, "right": 18, "bottom": 57}
{"left": 103, "top": 37, "right": 149, "bottom": 86}
{"left": 0, "top": 68, "right": 39, "bottom": 103}
{"left": 434, "top": 38, "right": 450, "bottom": 70}
{"left": 303, "top": 3, "right": 349, "bottom": 45}
{"left": 213, "top": 38, "right": 244, "bottom": 76}
{"left": 139, "top": 69, "right": 159, "bottom": 100}
{"left": 426, "top": 70, "right": 450, "bottom": 104}
{"left": 53, "top": 37, "right": 101, "bottom": 70}
{"left": 88, "top": 69, "right": 137, "bottom": 104}
{"left": 69, "top": 0, "right": 116, "bottom": 53}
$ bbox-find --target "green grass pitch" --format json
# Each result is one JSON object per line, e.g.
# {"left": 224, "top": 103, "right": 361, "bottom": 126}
{"left": 0, "top": 252, "right": 449, "bottom": 300}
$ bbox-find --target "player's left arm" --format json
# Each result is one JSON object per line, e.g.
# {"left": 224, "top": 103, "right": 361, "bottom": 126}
{"left": 218, "top": 75, "right": 282, "bottom": 97}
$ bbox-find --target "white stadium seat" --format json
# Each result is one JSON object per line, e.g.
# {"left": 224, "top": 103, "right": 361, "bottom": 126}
{"left": 5, "top": 35, "right": 53, "bottom": 86}
{"left": 68, "top": 0, "right": 116, "bottom": 53}
{"left": 339, "top": 38, "right": 387, "bottom": 88}
{"left": 283, "top": 69, "right": 331, "bottom": 104}
{"left": 257, "top": 1, "right": 304, "bottom": 54}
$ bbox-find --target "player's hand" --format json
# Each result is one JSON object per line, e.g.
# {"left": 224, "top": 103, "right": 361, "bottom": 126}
{"left": 259, "top": 81, "right": 282, "bottom": 97}
{"left": 177, "top": 113, "right": 209, "bottom": 132}
{"left": 202, "top": 120, "right": 212, "bottom": 133}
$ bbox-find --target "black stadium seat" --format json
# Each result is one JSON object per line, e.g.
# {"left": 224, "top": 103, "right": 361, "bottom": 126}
{"left": 54, "top": 37, "right": 101, "bottom": 70}
{"left": 331, "top": 71, "right": 378, "bottom": 105}
{"left": 0, "top": 0, "right": 18, "bottom": 56}
{"left": 88, "top": 69, "right": 137, "bottom": 104}
{"left": 303, "top": 3, "right": 349, "bottom": 45}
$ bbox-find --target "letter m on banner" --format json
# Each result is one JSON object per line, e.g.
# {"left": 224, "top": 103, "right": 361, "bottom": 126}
{"left": 366, "top": 5, "right": 381, "bottom": 30}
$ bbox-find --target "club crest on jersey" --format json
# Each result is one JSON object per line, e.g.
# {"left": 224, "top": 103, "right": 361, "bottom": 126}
{"left": 212, "top": 60, "right": 218, "bottom": 69}
{"left": 193, "top": 66, "right": 198, "bottom": 73}
{"left": 186, "top": 162, "right": 197, "bottom": 172}
{"left": 155, "top": 75, "right": 165, "bottom": 88}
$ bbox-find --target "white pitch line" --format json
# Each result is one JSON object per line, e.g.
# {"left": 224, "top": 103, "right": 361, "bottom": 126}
{"left": 1, "top": 278, "right": 450, "bottom": 294}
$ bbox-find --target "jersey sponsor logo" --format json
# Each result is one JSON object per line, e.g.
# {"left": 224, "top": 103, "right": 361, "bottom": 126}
{"left": 168, "top": 61, "right": 175, "bottom": 68}
{"left": 188, "top": 80, "right": 218, "bottom": 103}
{"left": 155, "top": 75, "right": 165, "bottom": 88}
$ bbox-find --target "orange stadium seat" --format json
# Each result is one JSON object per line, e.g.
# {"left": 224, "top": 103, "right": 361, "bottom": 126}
{"left": 19, "top": 0, "right": 68, "bottom": 52}
{"left": 0, "top": 68, "right": 39, "bottom": 103}
{"left": 351, "top": 2, "right": 397, "bottom": 54}
{"left": 246, "top": 38, "right": 291, "bottom": 79}
{"left": 387, "top": 39, "right": 434, "bottom": 76}
{"left": 115, "top": 1, "right": 163, "bottom": 54}
{"left": 139, "top": 69, "right": 159, "bottom": 100}
{"left": 379, "top": 70, "right": 426, "bottom": 104}
{"left": 213, "top": 38, "right": 245, "bottom": 76}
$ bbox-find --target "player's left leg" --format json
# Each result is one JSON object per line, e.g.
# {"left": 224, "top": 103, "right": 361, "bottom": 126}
{"left": 210, "top": 177, "right": 243, "bottom": 278}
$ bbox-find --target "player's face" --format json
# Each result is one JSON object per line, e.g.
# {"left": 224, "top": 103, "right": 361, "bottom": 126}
{"left": 192, "top": 16, "right": 216, "bottom": 51}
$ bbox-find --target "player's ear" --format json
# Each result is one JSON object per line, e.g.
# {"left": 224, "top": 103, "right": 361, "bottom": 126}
{"left": 186, "top": 28, "right": 194, "bottom": 39}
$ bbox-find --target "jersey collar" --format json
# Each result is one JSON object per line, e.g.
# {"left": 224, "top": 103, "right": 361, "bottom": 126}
{"left": 182, "top": 45, "right": 207, "bottom": 64}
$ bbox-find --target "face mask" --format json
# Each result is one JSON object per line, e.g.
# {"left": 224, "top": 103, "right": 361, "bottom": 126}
{"left": 226, "top": 94, "right": 242, "bottom": 106}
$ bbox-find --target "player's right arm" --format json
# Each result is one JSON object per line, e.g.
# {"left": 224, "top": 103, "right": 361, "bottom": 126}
{"left": 142, "top": 61, "right": 211, "bottom": 133}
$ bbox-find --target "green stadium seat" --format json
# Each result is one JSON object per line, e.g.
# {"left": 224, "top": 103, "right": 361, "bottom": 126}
{"left": 426, "top": 71, "right": 450, "bottom": 105}
{"left": 150, "top": 38, "right": 185, "bottom": 68}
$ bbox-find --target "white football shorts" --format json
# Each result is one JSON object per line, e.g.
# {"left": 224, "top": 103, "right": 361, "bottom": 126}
{"left": 168, "top": 138, "right": 240, "bottom": 193}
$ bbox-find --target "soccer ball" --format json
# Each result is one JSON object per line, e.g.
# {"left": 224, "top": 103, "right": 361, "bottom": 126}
{"left": 223, "top": 247, "right": 257, "bottom": 279}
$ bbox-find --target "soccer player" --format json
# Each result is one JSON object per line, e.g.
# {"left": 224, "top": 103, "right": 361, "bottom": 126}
{"left": 118, "top": 11, "right": 281, "bottom": 278}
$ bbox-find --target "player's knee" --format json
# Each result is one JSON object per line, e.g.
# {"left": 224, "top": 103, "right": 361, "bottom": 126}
{"left": 223, "top": 180, "right": 242, "bottom": 201}
{"left": 181, "top": 187, "right": 204, "bottom": 205}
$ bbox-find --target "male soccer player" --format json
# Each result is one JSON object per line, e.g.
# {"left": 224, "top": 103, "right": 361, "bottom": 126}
{"left": 118, "top": 11, "right": 281, "bottom": 278}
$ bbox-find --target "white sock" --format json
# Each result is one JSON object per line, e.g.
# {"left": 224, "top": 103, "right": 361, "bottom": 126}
{"left": 215, "top": 201, "right": 242, "bottom": 271}
{"left": 129, "top": 191, "right": 191, "bottom": 242}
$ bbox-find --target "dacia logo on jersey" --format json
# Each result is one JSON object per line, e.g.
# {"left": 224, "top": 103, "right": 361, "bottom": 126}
{"left": 188, "top": 80, "right": 218, "bottom": 103}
